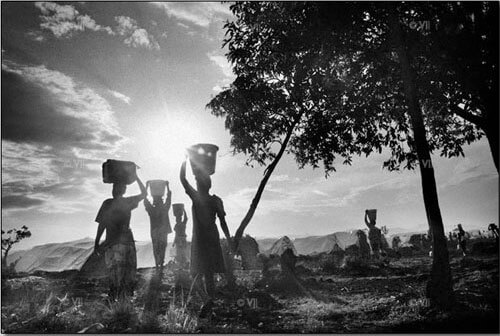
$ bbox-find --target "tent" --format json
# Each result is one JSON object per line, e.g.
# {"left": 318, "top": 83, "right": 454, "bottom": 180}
{"left": 293, "top": 230, "right": 376, "bottom": 255}
{"left": 7, "top": 238, "right": 171, "bottom": 275}
{"left": 265, "top": 236, "right": 298, "bottom": 256}
{"left": 236, "top": 235, "right": 261, "bottom": 270}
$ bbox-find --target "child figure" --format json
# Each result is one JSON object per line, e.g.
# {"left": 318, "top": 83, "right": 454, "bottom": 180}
{"left": 144, "top": 181, "right": 172, "bottom": 269}
{"left": 172, "top": 204, "right": 189, "bottom": 267}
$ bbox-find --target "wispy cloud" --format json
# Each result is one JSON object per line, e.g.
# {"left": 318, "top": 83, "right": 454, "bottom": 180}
{"left": 115, "top": 16, "right": 160, "bottom": 50}
{"left": 1, "top": 60, "right": 126, "bottom": 213}
{"left": 207, "top": 51, "right": 235, "bottom": 92}
{"left": 33, "top": 2, "right": 160, "bottom": 50}
{"left": 109, "top": 89, "right": 131, "bottom": 105}
{"left": 35, "top": 1, "right": 114, "bottom": 38}
{"left": 26, "top": 30, "right": 46, "bottom": 42}
{"left": 153, "top": 2, "right": 231, "bottom": 28}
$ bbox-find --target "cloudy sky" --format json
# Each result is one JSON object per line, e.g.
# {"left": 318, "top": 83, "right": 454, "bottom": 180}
{"left": 1, "top": 2, "right": 498, "bottom": 251}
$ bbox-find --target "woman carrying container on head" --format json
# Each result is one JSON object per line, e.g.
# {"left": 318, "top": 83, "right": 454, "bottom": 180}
{"left": 94, "top": 161, "right": 147, "bottom": 299}
{"left": 179, "top": 144, "right": 231, "bottom": 303}
{"left": 144, "top": 180, "right": 172, "bottom": 270}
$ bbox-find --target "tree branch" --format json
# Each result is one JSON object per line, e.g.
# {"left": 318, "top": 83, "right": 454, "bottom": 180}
{"left": 450, "top": 105, "right": 485, "bottom": 128}
{"left": 233, "top": 111, "right": 303, "bottom": 251}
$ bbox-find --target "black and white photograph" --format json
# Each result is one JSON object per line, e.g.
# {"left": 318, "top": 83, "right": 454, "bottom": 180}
{"left": 1, "top": 1, "right": 499, "bottom": 333}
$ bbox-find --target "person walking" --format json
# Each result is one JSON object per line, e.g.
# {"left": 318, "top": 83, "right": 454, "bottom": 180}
{"left": 94, "top": 173, "right": 146, "bottom": 298}
{"left": 144, "top": 181, "right": 172, "bottom": 269}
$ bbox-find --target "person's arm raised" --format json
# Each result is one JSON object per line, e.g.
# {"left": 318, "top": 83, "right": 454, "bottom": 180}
{"left": 182, "top": 208, "right": 188, "bottom": 225}
{"left": 165, "top": 181, "right": 172, "bottom": 209}
{"left": 364, "top": 212, "right": 370, "bottom": 227}
{"left": 135, "top": 174, "right": 147, "bottom": 200}
{"left": 180, "top": 160, "right": 195, "bottom": 198}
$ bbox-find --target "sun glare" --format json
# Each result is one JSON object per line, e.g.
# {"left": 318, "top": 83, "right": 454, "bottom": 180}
{"left": 139, "top": 112, "right": 211, "bottom": 175}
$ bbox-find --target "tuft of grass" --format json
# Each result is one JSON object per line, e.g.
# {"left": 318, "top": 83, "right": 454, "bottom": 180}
{"left": 159, "top": 287, "right": 198, "bottom": 333}
{"left": 102, "top": 296, "right": 139, "bottom": 332}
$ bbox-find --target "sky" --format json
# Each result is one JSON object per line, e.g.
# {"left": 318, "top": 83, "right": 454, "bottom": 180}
{"left": 1, "top": 2, "right": 498, "bottom": 251}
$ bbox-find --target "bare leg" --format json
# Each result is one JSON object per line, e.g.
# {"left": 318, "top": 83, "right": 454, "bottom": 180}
{"left": 159, "top": 241, "right": 167, "bottom": 267}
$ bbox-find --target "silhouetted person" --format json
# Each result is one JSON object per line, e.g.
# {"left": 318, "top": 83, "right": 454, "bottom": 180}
{"left": 173, "top": 207, "right": 189, "bottom": 266}
{"left": 356, "top": 230, "right": 371, "bottom": 259}
{"left": 488, "top": 223, "right": 499, "bottom": 239}
{"left": 364, "top": 210, "right": 382, "bottom": 259}
{"left": 94, "top": 174, "right": 146, "bottom": 298}
{"left": 488, "top": 223, "right": 499, "bottom": 249}
{"left": 457, "top": 224, "right": 467, "bottom": 257}
{"left": 144, "top": 182, "right": 172, "bottom": 269}
{"left": 392, "top": 235, "right": 401, "bottom": 251}
{"left": 180, "top": 159, "right": 232, "bottom": 301}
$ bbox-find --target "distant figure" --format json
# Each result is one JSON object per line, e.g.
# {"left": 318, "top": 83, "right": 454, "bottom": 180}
{"left": 94, "top": 174, "right": 146, "bottom": 298}
{"left": 364, "top": 210, "right": 382, "bottom": 259}
{"left": 392, "top": 235, "right": 401, "bottom": 251}
{"left": 144, "top": 182, "right": 172, "bottom": 269}
{"left": 356, "top": 230, "right": 371, "bottom": 259}
{"left": 457, "top": 224, "right": 467, "bottom": 257}
{"left": 488, "top": 223, "right": 499, "bottom": 239}
{"left": 488, "top": 224, "right": 499, "bottom": 248}
{"left": 173, "top": 206, "right": 189, "bottom": 266}
{"left": 448, "top": 232, "right": 453, "bottom": 242}
{"left": 180, "top": 159, "right": 232, "bottom": 299}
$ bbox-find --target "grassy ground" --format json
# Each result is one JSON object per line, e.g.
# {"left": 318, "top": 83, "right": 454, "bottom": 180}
{"left": 1, "top": 251, "right": 498, "bottom": 333}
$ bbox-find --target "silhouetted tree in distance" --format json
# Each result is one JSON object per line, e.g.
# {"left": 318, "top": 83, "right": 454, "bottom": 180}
{"left": 2, "top": 226, "right": 31, "bottom": 269}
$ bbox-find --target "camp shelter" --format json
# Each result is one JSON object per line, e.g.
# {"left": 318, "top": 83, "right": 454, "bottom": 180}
{"left": 236, "top": 235, "right": 260, "bottom": 270}
{"left": 266, "top": 236, "right": 298, "bottom": 256}
{"left": 7, "top": 238, "right": 179, "bottom": 276}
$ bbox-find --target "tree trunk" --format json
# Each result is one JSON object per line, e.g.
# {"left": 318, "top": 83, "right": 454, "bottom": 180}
{"left": 2, "top": 245, "right": 11, "bottom": 269}
{"left": 392, "top": 13, "right": 454, "bottom": 309}
{"left": 484, "top": 114, "right": 499, "bottom": 172}
{"left": 233, "top": 114, "right": 301, "bottom": 251}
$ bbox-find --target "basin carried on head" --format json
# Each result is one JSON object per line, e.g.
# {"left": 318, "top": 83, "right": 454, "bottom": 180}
{"left": 187, "top": 143, "right": 219, "bottom": 176}
{"left": 172, "top": 203, "right": 185, "bottom": 217}
{"left": 148, "top": 180, "right": 167, "bottom": 197}
{"left": 366, "top": 209, "right": 377, "bottom": 222}
{"left": 102, "top": 159, "right": 137, "bottom": 185}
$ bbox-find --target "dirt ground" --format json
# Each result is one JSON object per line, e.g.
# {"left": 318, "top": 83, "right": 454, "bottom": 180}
{"left": 1, "top": 250, "right": 498, "bottom": 333}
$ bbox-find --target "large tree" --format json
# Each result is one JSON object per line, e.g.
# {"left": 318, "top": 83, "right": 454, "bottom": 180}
{"left": 208, "top": 2, "right": 494, "bottom": 308}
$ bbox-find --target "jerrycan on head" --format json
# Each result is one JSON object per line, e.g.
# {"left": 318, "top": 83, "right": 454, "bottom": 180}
{"left": 366, "top": 209, "right": 377, "bottom": 223}
{"left": 102, "top": 159, "right": 137, "bottom": 185}
{"left": 148, "top": 180, "right": 167, "bottom": 197}
{"left": 186, "top": 143, "right": 219, "bottom": 176}
{"left": 172, "top": 203, "right": 185, "bottom": 217}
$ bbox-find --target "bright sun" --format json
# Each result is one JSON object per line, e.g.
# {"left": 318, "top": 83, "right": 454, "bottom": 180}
{"left": 138, "top": 112, "right": 210, "bottom": 176}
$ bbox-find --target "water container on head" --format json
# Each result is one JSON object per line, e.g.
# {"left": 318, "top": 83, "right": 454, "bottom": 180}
{"left": 148, "top": 180, "right": 167, "bottom": 197}
{"left": 172, "top": 203, "right": 185, "bottom": 217}
{"left": 366, "top": 209, "right": 377, "bottom": 222}
{"left": 186, "top": 143, "right": 219, "bottom": 176}
{"left": 102, "top": 159, "right": 137, "bottom": 185}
